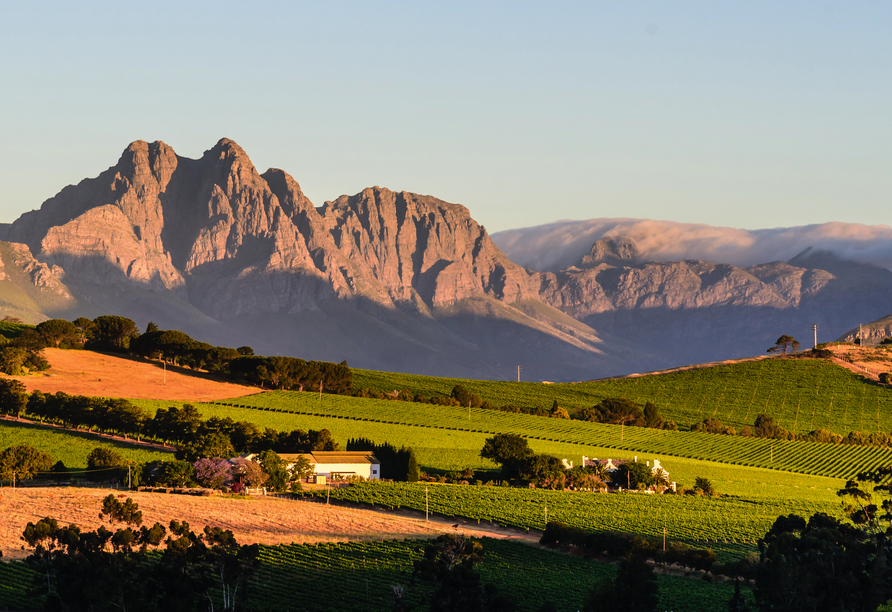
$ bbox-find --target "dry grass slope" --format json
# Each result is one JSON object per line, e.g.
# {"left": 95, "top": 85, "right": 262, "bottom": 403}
{"left": 4, "top": 348, "right": 259, "bottom": 401}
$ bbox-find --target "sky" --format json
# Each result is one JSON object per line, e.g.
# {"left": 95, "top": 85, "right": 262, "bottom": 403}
{"left": 1, "top": 2, "right": 890, "bottom": 233}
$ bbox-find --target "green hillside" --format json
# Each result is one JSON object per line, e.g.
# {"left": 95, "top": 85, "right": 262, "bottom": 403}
{"left": 355, "top": 356, "right": 892, "bottom": 435}
{"left": 158, "top": 391, "right": 892, "bottom": 479}
{"left": 0, "top": 420, "right": 173, "bottom": 469}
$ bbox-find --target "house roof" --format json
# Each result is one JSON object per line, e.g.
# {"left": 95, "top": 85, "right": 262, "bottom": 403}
{"left": 280, "top": 451, "right": 380, "bottom": 465}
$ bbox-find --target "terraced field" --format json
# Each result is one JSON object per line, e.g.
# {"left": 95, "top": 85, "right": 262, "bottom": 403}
{"left": 355, "top": 357, "right": 892, "bottom": 435}
{"left": 180, "top": 391, "right": 892, "bottom": 479}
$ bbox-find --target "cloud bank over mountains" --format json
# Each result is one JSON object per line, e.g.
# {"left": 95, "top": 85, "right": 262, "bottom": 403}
{"left": 492, "top": 219, "right": 892, "bottom": 272}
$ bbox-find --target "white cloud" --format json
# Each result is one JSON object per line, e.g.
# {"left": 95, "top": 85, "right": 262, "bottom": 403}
{"left": 492, "top": 219, "right": 892, "bottom": 272}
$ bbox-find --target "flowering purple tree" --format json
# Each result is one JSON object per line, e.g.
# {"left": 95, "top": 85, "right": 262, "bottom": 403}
{"left": 193, "top": 457, "right": 233, "bottom": 489}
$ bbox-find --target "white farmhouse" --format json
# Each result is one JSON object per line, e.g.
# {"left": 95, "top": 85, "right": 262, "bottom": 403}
{"left": 280, "top": 451, "right": 381, "bottom": 480}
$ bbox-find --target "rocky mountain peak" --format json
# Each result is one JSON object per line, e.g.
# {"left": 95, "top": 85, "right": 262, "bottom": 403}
{"left": 579, "top": 237, "right": 640, "bottom": 268}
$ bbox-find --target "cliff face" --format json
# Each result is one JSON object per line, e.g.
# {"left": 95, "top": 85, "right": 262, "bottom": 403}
{"left": 321, "top": 188, "right": 533, "bottom": 310}
{"left": 3, "top": 139, "right": 601, "bottom": 380}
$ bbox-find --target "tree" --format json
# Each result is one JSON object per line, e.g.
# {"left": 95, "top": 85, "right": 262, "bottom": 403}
{"left": 694, "top": 477, "right": 715, "bottom": 496}
{"left": 480, "top": 433, "right": 533, "bottom": 466}
{"left": 514, "top": 454, "right": 566, "bottom": 486}
{"left": 583, "top": 551, "right": 659, "bottom": 612}
{"left": 176, "top": 431, "right": 235, "bottom": 462}
{"left": 0, "top": 379, "right": 28, "bottom": 417}
{"left": 754, "top": 513, "right": 890, "bottom": 612}
{"left": 36, "top": 319, "right": 78, "bottom": 348}
{"left": 0, "top": 346, "right": 29, "bottom": 375}
{"left": 753, "top": 414, "right": 791, "bottom": 440}
{"left": 86, "top": 447, "right": 125, "bottom": 482}
{"left": 99, "top": 493, "right": 143, "bottom": 526}
{"left": 582, "top": 398, "right": 646, "bottom": 426}
{"left": 642, "top": 402, "right": 663, "bottom": 429}
{"left": 193, "top": 458, "right": 233, "bottom": 489}
{"left": 413, "top": 534, "right": 515, "bottom": 612}
{"left": 451, "top": 385, "right": 483, "bottom": 408}
{"left": 257, "top": 450, "right": 289, "bottom": 492}
{"left": 880, "top": 373, "right": 891, "bottom": 387}
{"left": 73, "top": 317, "right": 96, "bottom": 346}
{"left": 768, "top": 335, "right": 800, "bottom": 357}
{"left": 144, "top": 460, "right": 197, "bottom": 487}
{"left": 230, "top": 458, "right": 267, "bottom": 488}
{"left": 613, "top": 461, "right": 655, "bottom": 490}
{"left": 90, "top": 315, "right": 139, "bottom": 351}
{"left": 288, "top": 455, "right": 314, "bottom": 482}
{"left": 0, "top": 445, "right": 54, "bottom": 481}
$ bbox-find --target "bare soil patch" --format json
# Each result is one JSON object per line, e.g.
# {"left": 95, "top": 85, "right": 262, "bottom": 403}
{"left": 4, "top": 348, "right": 258, "bottom": 401}
{"left": 0, "top": 487, "right": 538, "bottom": 561}
{"left": 827, "top": 345, "right": 892, "bottom": 379}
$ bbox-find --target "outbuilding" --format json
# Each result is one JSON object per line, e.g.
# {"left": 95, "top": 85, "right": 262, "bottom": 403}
{"left": 280, "top": 451, "right": 381, "bottom": 481}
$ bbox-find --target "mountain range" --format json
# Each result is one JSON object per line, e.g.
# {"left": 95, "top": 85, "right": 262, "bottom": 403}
{"left": 2, "top": 138, "right": 890, "bottom": 380}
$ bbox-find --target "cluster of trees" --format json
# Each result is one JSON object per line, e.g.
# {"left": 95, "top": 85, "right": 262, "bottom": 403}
{"left": 689, "top": 412, "right": 892, "bottom": 448}
{"left": 541, "top": 521, "right": 719, "bottom": 572}
{"left": 0, "top": 315, "right": 354, "bottom": 394}
{"left": 355, "top": 384, "right": 681, "bottom": 434}
{"left": 22, "top": 495, "right": 261, "bottom": 612}
{"left": 0, "top": 379, "right": 340, "bottom": 457}
{"left": 346, "top": 438, "right": 419, "bottom": 482}
{"left": 479, "top": 433, "right": 670, "bottom": 491}
{"left": 407, "top": 534, "right": 517, "bottom": 612}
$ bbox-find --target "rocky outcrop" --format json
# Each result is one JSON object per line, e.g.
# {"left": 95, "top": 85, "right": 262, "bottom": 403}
{"left": 0, "top": 241, "right": 75, "bottom": 323}
{"left": 579, "top": 237, "right": 639, "bottom": 268}
{"left": 536, "top": 257, "right": 792, "bottom": 319}
{"left": 3, "top": 139, "right": 595, "bottom": 379}
{"left": 8, "top": 139, "right": 532, "bottom": 319}
{"left": 321, "top": 188, "right": 533, "bottom": 310}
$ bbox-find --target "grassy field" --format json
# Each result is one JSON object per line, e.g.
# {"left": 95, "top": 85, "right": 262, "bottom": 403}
{"left": 355, "top": 356, "right": 892, "bottom": 435}
{"left": 138, "top": 391, "right": 892, "bottom": 479}
{"left": 0, "top": 420, "right": 172, "bottom": 469}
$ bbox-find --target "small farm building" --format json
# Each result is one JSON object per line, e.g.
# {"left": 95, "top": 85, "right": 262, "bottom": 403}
{"left": 280, "top": 451, "right": 381, "bottom": 480}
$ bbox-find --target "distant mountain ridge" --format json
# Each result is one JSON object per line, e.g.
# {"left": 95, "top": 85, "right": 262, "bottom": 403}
{"left": 1, "top": 139, "right": 619, "bottom": 381}
{"left": 3, "top": 138, "right": 891, "bottom": 379}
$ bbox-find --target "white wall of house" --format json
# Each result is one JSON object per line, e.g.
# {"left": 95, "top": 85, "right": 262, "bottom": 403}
{"left": 313, "top": 462, "right": 380, "bottom": 480}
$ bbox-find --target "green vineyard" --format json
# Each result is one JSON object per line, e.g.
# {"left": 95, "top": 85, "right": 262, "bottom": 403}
{"left": 253, "top": 537, "right": 746, "bottom": 612}
{"left": 355, "top": 357, "right": 892, "bottom": 435}
{"left": 305, "top": 481, "right": 831, "bottom": 545}
{"left": 0, "top": 538, "right": 746, "bottom": 612}
{"left": 195, "top": 390, "right": 892, "bottom": 479}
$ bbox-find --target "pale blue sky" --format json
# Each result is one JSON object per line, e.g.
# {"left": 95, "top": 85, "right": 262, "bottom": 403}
{"left": 1, "top": 1, "right": 889, "bottom": 232}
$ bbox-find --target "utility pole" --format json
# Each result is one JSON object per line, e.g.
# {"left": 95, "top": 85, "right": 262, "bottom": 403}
{"left": 813, "top": 324, "right": 819, "bottom": 349}
{"left": 544, "top": 503, "right": 548, "bottom": 527}
{"left": 327, "top": 480, "right": 330, "bottom": 505}
{"left": 516, "top": 365, "right": 521, "bottom": 383}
